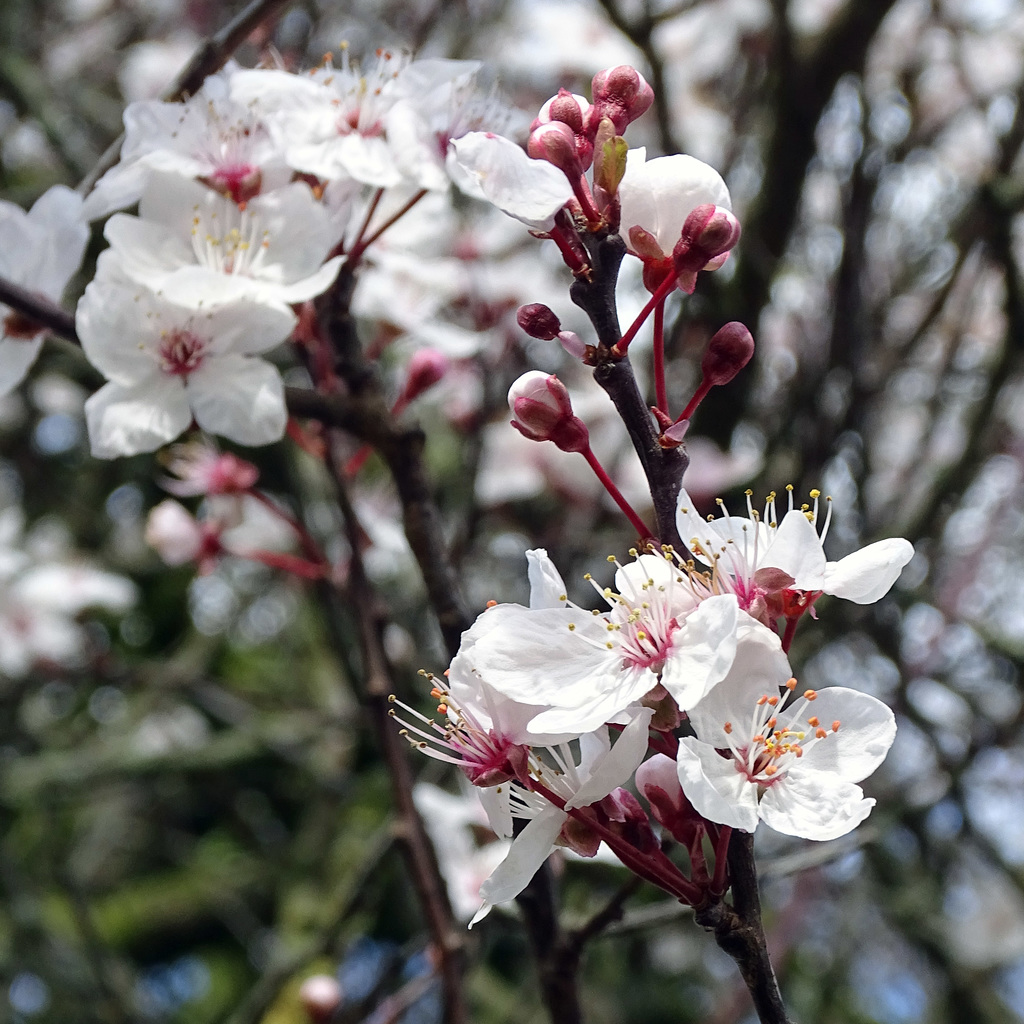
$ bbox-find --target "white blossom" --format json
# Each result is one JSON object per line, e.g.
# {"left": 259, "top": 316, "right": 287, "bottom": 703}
{"left": 82, "top": 70, "right": 292, "bottom": 220}
{"left": 676, "top": 486, "right": 915, "bottom": 617}
{"left": 470, "top": 705, "right": 654, "bottom": 926}
{"left": 101, "top": 173, "right": 343, "bottom": 309}
{"left": 78, "top": 254, "right": 294, "bottom": 457}
{"left": 452, "top": 549, "right": 743, "bottom": 736}
{"left": 676, "top": 626, "right": 895, "bottom": 840}
{"left": 618, "top": 148, "right": 731, "bottom": 258}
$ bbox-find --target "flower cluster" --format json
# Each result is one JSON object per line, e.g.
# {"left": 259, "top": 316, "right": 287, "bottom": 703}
{"left": 75, "top": 53, "right": 506, "bottom": 459}
{"left": 396, "top": 65, "right": 914, "bottom": 925}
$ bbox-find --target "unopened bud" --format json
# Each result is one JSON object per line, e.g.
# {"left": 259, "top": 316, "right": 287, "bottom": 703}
{"left": 701, "top": 322, "right": 754, "bottom": 387}
{"left": 527, "top": 121, "right": 582, "bottom": 178}
{"left": 671, "top": 204, "right": 741, "bottom": 292}
{"left": 299, "top": 974, "right": 343, "bottom": 1024}
{"left": 535, "top": 90, "right": 595, "bottom": 168}
{"left": 517, "top": 303, "right": 562, "bottom": 340}
{"left": 402, "top": 348, "right": 449, "bottom": 402}
{"left": 673, "top": 205, "right": 741, "bottom": 270}
{"left": 536, "top": 89, "right": 589, "bottom": 134}
{"left": 508, "top": 371, "right": 590, "bottom": 453}
{"left": 589, "top": 65, "right": 654, "bottom": 135}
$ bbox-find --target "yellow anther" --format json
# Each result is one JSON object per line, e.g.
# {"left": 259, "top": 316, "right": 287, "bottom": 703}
{"left": 810, "top": 489, "right": 820, "bottom": 499}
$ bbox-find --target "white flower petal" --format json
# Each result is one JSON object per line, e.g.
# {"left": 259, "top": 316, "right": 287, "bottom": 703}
{"left": 822, "top": 538, "right": 914, "bottom": 603}
{"left": 526, "top": 547, "right": 569, "bottom": 609}
{"left": 659, "top": 593, "right": 739, "bottom": 708}
{"left": 449, "top": 132, "right": 573, "bottom": 230}
{"left": 567, "top": 707, "right": 654, "bottom": 809}
{"left": 676, "top": 738, "right": 760, "bottom": 832}
{"left": 85, "top": 376, "right": 192, "bottom": 458}
{"left": 760, "top": 509, "right": 828, "bottom": 587}
{"left": 0, "top": 336, "right": 44, "bottom": 396}
{"left": 186, "top": 355, "right": 286, "bottom": 446}
{"left": 471, "top": 805, "right": 567, "bottom": 927}
{"left": 684, "top": 619, "right": 792, "bottom": 744}
{"left": 795, "top": 687, "right": 896, "bottom": 783}
{"left": 758, "top": 769, "right": 874, "bottom": 841}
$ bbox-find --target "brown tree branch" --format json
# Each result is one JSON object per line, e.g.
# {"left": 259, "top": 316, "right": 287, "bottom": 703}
{"left": 0, "top": 276, "right": 78, "bottom": 344}
{"left": 320, "top": 457, "right": 467, "bottom": 1024}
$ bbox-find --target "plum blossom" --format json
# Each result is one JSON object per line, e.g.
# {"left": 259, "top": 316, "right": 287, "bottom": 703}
{"left": 81, "top": 70, "right": 292, "bottom": 220}
{"left": 101, "top": 173, "right": 343, "bottom": 310}
{"left": 448, "top": 132, "right": 574, "bottom": 231}
{"left": 451, "top": 548, "right": 742, "bottom": 736}
{"left": 78, "top": 254, "right": 295, "bottom": 457}
{"left": 676, "top": 631, "right": 896, "bottom": 840}
{"left": 676, "top": 486, "right": 915, "bottom": 623}
{"left": 469, "top": 705, "right": 654, "bottom": 925}
{"left": 0, "top": 186, "right": 88, "bottom": 396}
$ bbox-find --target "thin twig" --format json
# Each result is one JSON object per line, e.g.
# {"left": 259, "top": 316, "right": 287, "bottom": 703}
{"left": 321, "top": 445, "right": 468, "bottom": 1024}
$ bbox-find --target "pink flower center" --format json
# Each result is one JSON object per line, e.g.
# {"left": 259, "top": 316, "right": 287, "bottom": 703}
{"left": 159, "top": 329, "right": 205, "bottom": 377}
{"left": 204, "top": 164, "right": 263, "bottom": 205}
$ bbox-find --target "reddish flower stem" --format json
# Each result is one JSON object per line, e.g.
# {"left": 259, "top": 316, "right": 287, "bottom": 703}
{"left": 781, "top": 615, "right": 799, "bottom": 653}
{"left": 242, "top": 548, "right": 327, "bottom": 579}
{"left": 246, "top": 488, "right": 327, "bottom": 566}
{"left": 530, "top": 780, "right": 701, "bottom": 904}
{"left": 711, "top": 825, "right": 733, "bottom": 895}
{"left": 581, "top": 445, "right": 654, "bottom": 542}
{"left": 347, "top": 187, "right": 384, "bottom": 257}
{"left": 570, "top": 174, "right": 602, "bottom": 227}
{"left": 678, "top": 378, "right": 712, "bottom": 423}
{"left": 653, "top": 298, "right": 668, "bottom": 414}
{"left": 612, "top": 268, "right": 678, "bottom": 356}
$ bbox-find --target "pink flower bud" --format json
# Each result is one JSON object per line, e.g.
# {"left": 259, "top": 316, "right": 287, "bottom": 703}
{"left": 299, "top": 975, "right": 343, "bottom": 1024}
{"left": 517, "top": 303, "right": 562, "bottom": 340}
{"left": 527, "top": 121, "right": 582, "bottom": 179}
{"left": 535, "top": 90, "right": 594, "bottom": 168}
{"left": 508, "top": 371, "right": 590, "bottom": 453}
{"left": 700, "top": 322, "right": 754, "bottom": 387}
{"left": 536, "top": 88, "right": 589, "bottom": 134}
{"left": 636, "top": 753, "right": 698, "bottom": 845}
{"left": 589, "top": 65, "right": 654, "bottom": 134}
{"left": 673, "top": 205, "right": 741, "bottom": 271}
{"left": 402, "top": 348, "right": 449, "bottom": 402}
